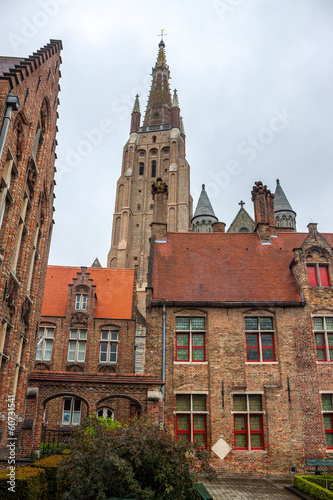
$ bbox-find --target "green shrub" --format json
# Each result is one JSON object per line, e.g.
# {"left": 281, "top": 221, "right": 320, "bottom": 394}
{"left": 0, "top": 466, "right": 47, "bottom": 500}
{"left": 58, "top": 415, "right": 214, "bottom": 499}
{"left": 293, "top": 475, "right": 333, "bottom": 500}
{"left": 31, "top": 454, "right": 64, "bottom": 500}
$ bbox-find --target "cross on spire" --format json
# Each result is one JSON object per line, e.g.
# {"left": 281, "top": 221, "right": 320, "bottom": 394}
{"left": 239, "top": 200, "right": 245, "bottom": 208}
{"left": 157, "top": 29, "right": 167, "bottom": 46}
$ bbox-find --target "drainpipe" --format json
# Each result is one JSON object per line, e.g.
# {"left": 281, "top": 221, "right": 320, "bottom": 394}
{"left": 0, "top": 93, "right": 20, "bottom": 161}
{"left": 162, "top": 303, "right": 166, "bottom": 429}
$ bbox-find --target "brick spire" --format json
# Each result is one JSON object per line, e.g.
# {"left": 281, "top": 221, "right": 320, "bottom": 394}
{"left": 142, "top": 40, "right": 172, "bottom": 127}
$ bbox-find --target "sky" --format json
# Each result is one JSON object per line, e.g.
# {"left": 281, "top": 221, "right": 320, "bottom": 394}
{"left": 1, "top": 0, "right": 332, "bottom": 266}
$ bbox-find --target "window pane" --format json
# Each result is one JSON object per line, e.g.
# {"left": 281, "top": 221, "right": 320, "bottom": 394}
{"left": 251, "top": 433, "right": 263, "bottom": 448}
{"left": 326, "top": 318, "right": 333, "bottom": 330}
{"left": 101, "top": 331, "right": 108, "bottom": 340}
{"left": 176, "top": 318, "right": 190, "bottom": 330}
{"left": 194, "top": 433, "right": 205, "bottom": 446}
{"left": 233, "top": 395, "right": 247, "bottom": 411}
{"left": 192, "top": 349, "right": 204, "bottom": 361}
{"left": 36, "top": 343, "right": 42, "bottom": 360}
{"left": 260, "top": 317, "right": 273, "bottom": 330}
{"left": 63, "top": 412, "right": 70, "bottom": 422}
{"left": 261, "top": 334, "right": 273, "bottom": 347}
{"left": 322, "top": 395, "right": 333, "bottom": 411}
{"left": 235, "top": 434, "right": 247, "bottom": 448}
{"left": 177, "top": 349, "right": 188, "bottom": 361}
{"left": 193, "top": 334, "right": 204, "bottom": 346}
{"left": 314, "top": 317, "right": 324, "bottom": 331}
{"left": 193, "top": 395, "right": 206, "bottom": 411}
{"left": 74, "top": 399, "right": 81, "bottom": 411}
{"left": 246, "top": 334, "right": 258, "bottom": 347}
{"left": 44, "top": 340, "right": 53, "bottom": 361}
{"left": 79, "top": 330, "right": 87, "bottom": 340}
{"left": 194, "top": 415, "right": 206, "bottom": 431}
{"left": 64, "top": 399, "right": 71, "bottom": 411}
{"left": 191, "top": 318, "right": 205, "bottom": 330}
{"left": 250, "top": 415, "right": 262, "bottom": 430}
{"left": 46, "top": 329, "right": 54, "bottom": 338}
{"left": 317, "top": 349, "right": 326, "bottom": 361}
{"left": 77, "top": 342, "right": 86, "bottom": 361}
{"left": 176, "top": 395, "right": 191, "bottom": 411}
{"left": 247, "top": 349, "right": 259, "bottom": 361}
{"left": 326, "top": 433, "right": 333, "bottom": 448}
{"left": 70, "top": 330, "right": 78, "bottom": 339}
{"left": 38, "top": 328, "right": 44, "bottom": 338}
{"left": 72, "top": 411, "right": 81, "bottom": 424}
{"left": 75, "top": 295, "right": 80, "bottom": 309}
{"left": 307, "top": 265, "right": 318, "bottom": 286}
{"left": 234, "top": 415, "right": 246, "bottom": 430}
{"left": 81, "top": 295, "right": 87, "bottom": 309}
{"left": 245, "top": 317, "right": 258, "bottom": 330}
{"left": 111, "top": 331, "right": 118, "bottom": 341}
{"left": 68, "top": 341, "right": 76, "bottom": 361}
{"left": 177, "top": 334, "right": 189, "bottom": 346}
{"left": 328, "top": 334, "right": 333, "bottom": 347}
{"left": 249, "top": 395, "right": 262, "bottom": 411}
{"left": 262, "top": 348, "right": 274, "bottom": 361}
{"left": 324, "top": 415, "right": 333, "bottom": 430}
{"left": 177, "top": 414, "right": 189, "bottom": 430}
{"left": 319, "top": 266, "right": 330, "bottom": 286}
{"left": 110, "top": 344, "right": 117, "bottom": 362}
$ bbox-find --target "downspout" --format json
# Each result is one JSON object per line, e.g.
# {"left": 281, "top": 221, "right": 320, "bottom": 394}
{"left": 162, "top": 303, "right": 166, "bottom": 430}
{"left": 0, "top": 93, "right": 20, "bottom": 161}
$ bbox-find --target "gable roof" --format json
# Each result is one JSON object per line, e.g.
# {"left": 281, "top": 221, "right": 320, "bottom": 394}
{"left": 151, "top": 232, "right": 333, "bottom": 304}
{"left": 41, "top": 266, "right": 135, "bottom": 319}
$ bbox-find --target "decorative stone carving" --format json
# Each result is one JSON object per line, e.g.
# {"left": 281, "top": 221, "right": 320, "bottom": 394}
{"left": 70, "top": 312, "right": 88, "bottom": 327}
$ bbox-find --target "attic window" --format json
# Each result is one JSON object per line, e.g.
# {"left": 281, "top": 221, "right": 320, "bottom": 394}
{"left": 307, "top": 264, "right": 330, "bottom": 287}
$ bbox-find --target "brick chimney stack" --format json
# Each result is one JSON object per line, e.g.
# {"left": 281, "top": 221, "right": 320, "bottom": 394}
{"left": 251, "top": 181, "right": 276, "bottom": 242}
{"left": 151, "top": 178, "right": 168, "bottom": 241}
{"left": 212, "top": 222, "right": 226, "bottom": 233}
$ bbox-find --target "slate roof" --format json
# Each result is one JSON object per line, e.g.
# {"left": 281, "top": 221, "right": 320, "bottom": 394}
{"left": 151, "top": 232, "right": 333, "bottom": 304}
{"left": 274, "top": 180, "right": 295, "bottom": 213}
{"left": 42, "top": 266, "right": 135, "bottom": 319}
{"left": 193, "top": 185, "right": 217, "bottom": 219}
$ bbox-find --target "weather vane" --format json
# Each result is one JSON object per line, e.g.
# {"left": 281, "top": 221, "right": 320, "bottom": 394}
{"left": 157, "top": 29, "right": 167, "bottom": 42}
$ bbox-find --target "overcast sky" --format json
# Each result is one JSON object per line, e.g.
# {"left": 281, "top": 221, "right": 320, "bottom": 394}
{"left": 1, "top": 0, "right": 332, "bottom": 266}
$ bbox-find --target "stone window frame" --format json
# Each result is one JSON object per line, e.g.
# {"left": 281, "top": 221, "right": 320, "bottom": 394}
{"left": 175, "top": 393, "right": 208, "bottom": 447}
{"left": 320, "top": 392, "right": 333, "bottom": 450}
{"left": 175, "top": 316, "right": 206, "bottom": 363}
{"left": 99, "top": 329, "right": 119, "bottom": 364}
{"left": 307, "top": 263, "right": 331, "bottom": 287}
{"left": 75, "top": 293, "right": 87, "bottom": 311}
{"left": 36, "top": 326, "right": 55, "bottom": 362}
{"left": 244, "top": 315, "right": 276, "bottom": 363}
{"left": 231, "top": 393, "right": 265, "bottom": 451}
{"left": 68, "top": 329, "right": 87, "bottom": 363}
{"left": 313, "top": 316, "right": 333, "bottom": 363}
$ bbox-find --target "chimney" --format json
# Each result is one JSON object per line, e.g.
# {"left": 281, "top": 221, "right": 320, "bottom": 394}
{"left": 151, "top": 178, "right": 168, "bottom": 241}
{"left": 251, "top": 181, "right": 276, "bottom": 243}
{"left": 212, "top": 222, "right": 226, "bottom": 233}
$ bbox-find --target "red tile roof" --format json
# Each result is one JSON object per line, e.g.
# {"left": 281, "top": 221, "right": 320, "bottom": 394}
{"left": 152, "top": 232, "right": 333, "bottom": 304}
{"left": 42, "top": 266, "right": 135, "bottom": 319}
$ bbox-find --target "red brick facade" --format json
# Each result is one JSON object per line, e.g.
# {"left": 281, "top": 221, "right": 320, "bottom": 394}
{"left": 0, "top": 41, "right": 62, "bottom": 459}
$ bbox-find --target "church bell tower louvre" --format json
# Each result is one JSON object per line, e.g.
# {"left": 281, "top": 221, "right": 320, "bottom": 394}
{"left": 107, "top": 39, "right": 193, "bottom": 297}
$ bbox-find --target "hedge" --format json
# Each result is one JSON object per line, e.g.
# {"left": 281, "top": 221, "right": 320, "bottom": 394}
{"left": 0, "top": 466, "right": 47, "bottom": 500}
{"left": 293, "top": 475, "right": 333, "bottom": 500}
{"left": 31, "top": 454, "right": 64, "bottom": 500}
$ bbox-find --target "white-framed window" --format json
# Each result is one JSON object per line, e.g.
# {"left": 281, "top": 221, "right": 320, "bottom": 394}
{"left": 100, "top": 330, "right": 118, "bottom": 363}
{"left": 36, "top": 327, "right": 54, "bottom": 361}
{"left": 232, "top": 394, "right": 264, "bottom": 450}
{"left": 68, "top": 329, "right": 87, "bottom": 362}
{"left": 314, "top": 317, "right": 333, "bottom": 362}
{"left": 75, "top": 294, "right": 87, "bottom": 310}
{"left": 175, "top": 317, "right": 205, "bottom": 362}
{"left": 97, "top": 407, "right": 114, "bottom": 419}
{"left": 176, "top": 394, "right": 207, "bottom": 447}
{"left": 62, "top": 398, "right": 81, "bottom": 425}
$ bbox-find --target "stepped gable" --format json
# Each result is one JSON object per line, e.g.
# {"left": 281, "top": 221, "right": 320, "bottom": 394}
{"left": 41, "top": 266, "right": 135, "bottom": 319}
{"left": 150, "top": 232, "right": 333, "bottom": 304}
{"left": 0, "top": 39, "right": 63, "bottom": 90}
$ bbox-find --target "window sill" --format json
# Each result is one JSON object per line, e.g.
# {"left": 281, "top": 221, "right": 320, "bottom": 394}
{"left": 233, "top": 449, "right": 267, "bottom": 453}
{"left": 316, "top": 362, "right": 333, "bottom": 365}
{"left": 174, "top": 361, "right": 208, "bottom": 365}
{"left": 246, "top": 361, "right": 279, "bottom": 365}
{"left": 326, "top": 449, "right": 333, "bottom": 454}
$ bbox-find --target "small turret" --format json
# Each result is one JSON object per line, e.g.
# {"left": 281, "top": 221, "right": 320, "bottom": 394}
{"left": 130, "top": 94, "right": 141, "bottom": 133}
{"left": 171, "top": 89, "right": 180, "bottom": 129}
{"left": 274, "top": 179, "right": 297, "bottom": 231}
{"left": 191, "top": 184, "right": 218, "bottom": 233}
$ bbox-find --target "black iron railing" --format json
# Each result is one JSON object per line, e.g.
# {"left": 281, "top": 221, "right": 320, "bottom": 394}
{"left": 40, "top": 428, "right": 72, "bottom": 457}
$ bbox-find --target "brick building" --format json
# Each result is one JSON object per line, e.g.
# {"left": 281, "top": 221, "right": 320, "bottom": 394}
{"left": 22, "top": 265, "right": 163, "bottom": 457}
{"left": 145, "top": 180, "right": 333, "bottom": 475}
{"left": 0, "top": 41, "right": 62, "bottom": 459}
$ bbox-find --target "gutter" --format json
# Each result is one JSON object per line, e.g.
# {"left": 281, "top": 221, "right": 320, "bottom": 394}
{"left": 151, "top": 300, "right": 305, "bottom": 308}
{"left": 0, "top": 93, "right": 20, "bottom": 161}
{"left": 162, "top": 303, "right": 166, "bottom": 430}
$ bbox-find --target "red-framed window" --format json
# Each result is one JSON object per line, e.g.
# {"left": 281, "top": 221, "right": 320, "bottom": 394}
{"left": 321, "top": 394, "right": 333, "bottom": 449}
{"left": 307, "top": 264, "right": 331, "bottom": 287}
{"left": 245, "top": 317, "right": 275, "bottom": 362}
{"left": 176, "top": 394, "right": 207, "bottom": 447}
{"left": 233, "top": 394, "right": 264, "bottom": 450}
{"left": 175, "top": 317, "right": 205, "bottom": 362}
{"left": 314, "top": 317, "right": 333, "bottom": 362}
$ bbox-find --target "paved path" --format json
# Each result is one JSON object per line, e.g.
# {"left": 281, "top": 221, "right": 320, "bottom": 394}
{"left": 202, "top": 477, "right": 297, "bottom": 500}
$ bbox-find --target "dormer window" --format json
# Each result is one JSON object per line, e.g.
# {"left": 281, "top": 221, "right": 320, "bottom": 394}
{"left": 75, "top": 294, "right": 87, "bottom": 310}
{"left": 307, "top": 264, "right": 330, "bottom": 287}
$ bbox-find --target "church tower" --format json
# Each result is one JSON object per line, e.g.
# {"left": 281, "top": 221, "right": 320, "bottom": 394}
{"left": 107, "top": 39, "right": 192, "bottom": 301}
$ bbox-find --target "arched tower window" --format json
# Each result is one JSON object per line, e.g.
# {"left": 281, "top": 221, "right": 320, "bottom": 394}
{"left": 139, "top": 163, "right": 144, "bottom": 176}
{"left": 151, "top": 161, "right": 156, "bottom": 178}
{"left": 152, "top": 135, "right": 156, "bottom": 143}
